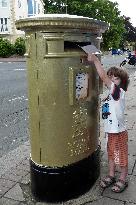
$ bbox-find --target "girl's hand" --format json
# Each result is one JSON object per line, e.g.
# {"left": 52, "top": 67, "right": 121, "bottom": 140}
{"left": 87, "top": 54, "right": 112, "bottom": 89}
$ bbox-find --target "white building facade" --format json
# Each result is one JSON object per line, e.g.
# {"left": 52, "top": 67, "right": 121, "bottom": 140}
{"left": 0, "top": 0, "right": 44, "bottom": 42}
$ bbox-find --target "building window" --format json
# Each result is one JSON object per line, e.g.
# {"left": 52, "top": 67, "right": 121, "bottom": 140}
{"left": 2, "top": 0, "right": 7, "bottom": 7}
{"left": 34, "top": 0, "right": 36, "bottom": 14}
{"left": 38, "top": 3, "right": 40, "bottom": 14}
{"left": 27, "top": 0, "right": 33, "bottom": 17}
{"left": 0, "top": 17, "right": 8, "bottom": 32}
{"left": 18, "top": 0, "right": 21, "bottom": 8}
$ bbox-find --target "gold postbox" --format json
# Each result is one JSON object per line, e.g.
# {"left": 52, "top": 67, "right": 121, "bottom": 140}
{"left": 16, "top": 14, "right": 108, "bottom": 202}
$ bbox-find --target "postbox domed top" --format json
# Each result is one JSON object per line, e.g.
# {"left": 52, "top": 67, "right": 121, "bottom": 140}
{"left": 15, "top": 14, "right": 109, "bottom": 34}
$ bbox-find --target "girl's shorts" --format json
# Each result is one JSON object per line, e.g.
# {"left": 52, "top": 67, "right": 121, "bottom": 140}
{"left": 107, "top": 130, "right": 128, "bottom": 167}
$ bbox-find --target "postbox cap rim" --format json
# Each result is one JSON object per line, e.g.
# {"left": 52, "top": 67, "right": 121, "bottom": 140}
{"left": 15, "top": 14, "right": 109, "bottom": 32}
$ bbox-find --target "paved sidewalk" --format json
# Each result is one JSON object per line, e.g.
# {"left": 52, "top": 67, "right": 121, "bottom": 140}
{"left": 0, "top": 74, "right": 136, "bottom": 204}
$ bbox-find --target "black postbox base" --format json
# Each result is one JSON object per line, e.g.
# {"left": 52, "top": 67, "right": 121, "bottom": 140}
{"left": 30, "top": 146, "right": 100, "bottom": 202}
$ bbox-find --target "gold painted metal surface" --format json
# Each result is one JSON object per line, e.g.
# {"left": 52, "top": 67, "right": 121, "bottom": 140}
{"left": 16, "top": 14, "right": 108, "bottom": 167}
{"left": 15, "top": 14, "right": 109, "bottom": 34}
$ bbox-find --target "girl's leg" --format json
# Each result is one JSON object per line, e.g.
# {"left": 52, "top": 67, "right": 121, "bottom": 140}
{"left": 111, "top": 166, "right": 128, "bottom": 192}
{"left": 111, "top": 131, "right": 128, "bottom": 192}
{"left": 119, "top": 166, "right": 128, "bottom": 181}
{"left": 118, "top": 131, "right": 128, "bottom": 181}
{"left": 100, "top": 159, "right": 116, "bottom": 188}
{"left": 108, "top": 159, "right": 116, "bottom": 177}
{"left": 100, "top": 133, "right": 122, "bottom": 188}
{"left": 107, "top": 134, "right": 116, "bottom": 177}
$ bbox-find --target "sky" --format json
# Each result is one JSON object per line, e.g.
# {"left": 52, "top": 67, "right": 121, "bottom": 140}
{"left": 110, "top": 0, "right": 136, "bottom": 27}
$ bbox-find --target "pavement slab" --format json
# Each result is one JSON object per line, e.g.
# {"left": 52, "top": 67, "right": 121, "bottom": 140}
{"left": 20, "top": 173, "right": 30, "bottom": 185}
{"left": 0, "top": 178, "right": 16, "bottom": 189}
{"left": 4, "top": 183, "right": 25, "bottom": 202}
{"left": 132, "top": 162, "right": 136, "bottom": 176}
{"left": 1, "top": 168, "right": 29, "bottom": 182}
{"left": 128, "top": 141, "right": 136, "bottom": 156}
{"left": 85, "top": 197, "right": 124, "bottom": 205}
{"left": 0, "top": 143, "right": 30, "bottom": 177}
{"left": 0, "top": 197, "right": 20, "bottom": 205}
{"left": 128, "top": 155, "right": 136, "bottom": 175}
{"left": 103, "top": 176, "right": 136, "bottom": 203}
{"left": 0, "top": 185, "right": 14, "bottom": 196}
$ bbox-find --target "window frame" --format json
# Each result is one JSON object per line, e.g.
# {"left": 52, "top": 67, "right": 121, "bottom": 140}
{"left": 2, "top": 0, "right": 8, "bottom": 7}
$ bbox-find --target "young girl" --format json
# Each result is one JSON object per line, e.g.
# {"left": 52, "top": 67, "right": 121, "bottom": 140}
{"left": 88, "top": 54, "right": 129, "bottom": 193}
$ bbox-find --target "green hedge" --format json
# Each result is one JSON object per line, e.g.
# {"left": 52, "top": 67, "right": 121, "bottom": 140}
{"left": 14, "top": 37, "right": 26, "bottom": 56}
{"left": 0, "top": 37, "right": 26, "bottom": 57}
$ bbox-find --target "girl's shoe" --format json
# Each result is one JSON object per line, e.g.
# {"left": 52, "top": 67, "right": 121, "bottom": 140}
{"left": 100, "top": 175, "right": 116, "bottom": 188}
{"left": 111, "top": 179, "right": 128, "bottom": 193}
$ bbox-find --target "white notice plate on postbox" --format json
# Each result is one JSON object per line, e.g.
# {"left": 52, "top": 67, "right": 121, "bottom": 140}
{"left": 76, "top": 73, "right": 89, "bottom": 100}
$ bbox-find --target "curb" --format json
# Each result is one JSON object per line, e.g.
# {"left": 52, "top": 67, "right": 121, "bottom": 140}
{"left": 0, "top": 58, "right": 26, "bottom": 62}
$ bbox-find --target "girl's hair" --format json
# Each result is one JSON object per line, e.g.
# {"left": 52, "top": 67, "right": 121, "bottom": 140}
{"left": 107, "top": 66, "right": 130, "bottom": 91}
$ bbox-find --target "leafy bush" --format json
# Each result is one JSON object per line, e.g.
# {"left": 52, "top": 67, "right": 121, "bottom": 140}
{"left": 14, "top": 37, "right": 26, "bottom": 56}
{"left": 0, "top": 38, "right": 14, "bottom": 57}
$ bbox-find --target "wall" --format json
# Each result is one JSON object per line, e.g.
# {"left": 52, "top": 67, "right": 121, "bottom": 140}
{"left": 0, "top": 0, "right": 44, "bottom": 40}
{"left": 0, "top": 0, "right": 11, "bottom": 35}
